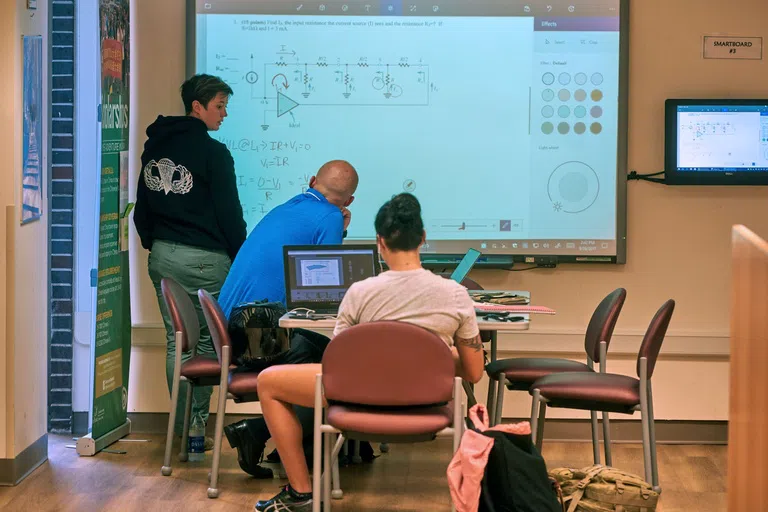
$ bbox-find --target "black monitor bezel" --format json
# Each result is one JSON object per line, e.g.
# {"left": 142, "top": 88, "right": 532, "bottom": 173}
{"left": 664, "top": 98, "right": 768, "bottom": 186}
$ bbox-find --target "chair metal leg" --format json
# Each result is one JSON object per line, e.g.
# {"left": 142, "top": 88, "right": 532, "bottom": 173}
{"left": 352, "top": 440, "right": 362, "bottom": 464}
{"left": 640, "top": 404, "right": 653, "bottom": 488}
{"left": 536, "top": 402, "right": 546, "bottom": 452}
{"left": 179, "top": 382, "right": 193, "bottom": 462}
{"left": 331, "top": 435, "right": 345, "bottom": 500}
{"left": 602, "top": 411, "right": 613, "bottom": 466}
{"left": 162, "top": 332, "right": 183, "bottom": 476}
{"left": 530, "top": 388, "right": 541, "bottom": 445}
{"left": 313, "top": 374, "right": 323, "bottom": 512}
{"left": 208, "top": 345, "right": 230, "bottom": 499}
{"left": 589, "top": 410, "right": 600, "bottom": 464}
{"left": 489, "top": 331, "right": 498, "bottom": 363}
{"left": 453, "top": 378, "right": 463, "bottom": 454}
{"left": 451, "top": 377, "right": 462, "bottom": 512}
{"left": 493, "top": 376, "right": 506, "bottom": 426}
{"left": 638, "top": 358, "right": 654, "bottom": 489}
{"left": 647, "top": 383, "right": 660, "bottom": 492}
{"left": 486, "top": 331, "right": 499, "bottom": 418}
{"left": 486, "top": 375, "right": 497, "bottom": 422}
{"left": 486, "top": 374, "right": 497, "bottom": 421}
{"left": 323, "top": 432, "right": 331, "bottom": 512}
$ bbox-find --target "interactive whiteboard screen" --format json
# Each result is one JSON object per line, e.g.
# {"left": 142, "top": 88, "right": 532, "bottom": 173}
{"left": 191, "top": 0, "right": 628, "bottom": 262}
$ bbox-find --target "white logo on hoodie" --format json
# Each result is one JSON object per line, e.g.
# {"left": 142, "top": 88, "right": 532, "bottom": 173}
{"left": 143, "top": 158, "right": 194, "bottom": 195}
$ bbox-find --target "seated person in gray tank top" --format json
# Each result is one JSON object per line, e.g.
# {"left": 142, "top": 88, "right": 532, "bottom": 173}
{"left": 251, "top": 193, "right": 485, "bottom": 512}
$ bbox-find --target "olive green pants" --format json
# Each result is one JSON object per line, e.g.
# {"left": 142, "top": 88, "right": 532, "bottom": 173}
{"left": 148, "top": 240, "right": 231, "bottom": 435}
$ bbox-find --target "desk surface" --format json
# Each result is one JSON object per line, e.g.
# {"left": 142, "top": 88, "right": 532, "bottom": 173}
{"left": 279, "top": 313, "right": 530, "bottom": 332}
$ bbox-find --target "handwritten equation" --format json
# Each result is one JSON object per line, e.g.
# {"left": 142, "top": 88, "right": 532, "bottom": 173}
{"left": 218, "top": 138, "right": 313, "bottom": 153}
{"left": 239, "top": 173, "right": 312, "bottom": 224}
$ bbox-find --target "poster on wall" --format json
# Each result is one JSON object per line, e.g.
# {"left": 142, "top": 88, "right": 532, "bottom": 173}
{"left": 90, "top": 0, "right": 132, "bottom": 444}
{"left": 21, "top": 35, "right": 43, "bottom": 225}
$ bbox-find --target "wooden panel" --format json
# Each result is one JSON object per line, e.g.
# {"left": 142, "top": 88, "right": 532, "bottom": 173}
{"left": 728, "top": 225, "right": 768, "bottom": 511}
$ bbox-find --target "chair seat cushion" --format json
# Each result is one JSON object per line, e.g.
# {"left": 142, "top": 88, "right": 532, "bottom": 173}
{"left": 326, "top": 403, "right": 453, "bottom": 437}
{"left": 228, "top": 372, "right": 260, "bottom": 398}
{"left": 486, "top": 358, "right": 593, "bottom": 384}
{"left": 533, "top": 373, "right": 641, "bottom": 413}
{"left": 180, "top": 356, "right": 221, "bottom": 379}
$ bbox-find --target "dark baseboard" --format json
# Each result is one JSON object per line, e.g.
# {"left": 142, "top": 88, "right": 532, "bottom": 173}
{"left": 510, "top": 418, "right": 728, "bottom": 445}
{"left": 72, "top": 411, "right": 88, "bottom": 437}
{"left": 0, "top": 434, "right": 48, "bottom": 486}
{"left": 128, "top": 412, "right": 260, "bottom": 435}
{"left": 127, "top": 412, "right": 727, "bottom": 445}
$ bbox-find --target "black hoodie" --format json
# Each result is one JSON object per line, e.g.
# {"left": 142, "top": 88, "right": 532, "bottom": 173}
{"left": 133, "top": 116, "right": 247, "bottom": 260}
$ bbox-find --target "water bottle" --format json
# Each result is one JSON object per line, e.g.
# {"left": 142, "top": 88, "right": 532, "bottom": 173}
{"left": 188, "top": 414, "right": 205, "bottom": 462}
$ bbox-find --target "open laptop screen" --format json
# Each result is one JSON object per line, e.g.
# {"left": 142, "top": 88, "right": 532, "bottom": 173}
{"left": 283, "top": 244, "right": 378, "bottom": 311}
{"left": 449, "top": 248, "right": 481, "bottom": 284}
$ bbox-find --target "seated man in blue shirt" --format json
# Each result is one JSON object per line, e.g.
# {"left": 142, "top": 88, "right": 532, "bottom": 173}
{"left": 218, "top": 159, "right": 359, "bottom": 478}
{"left": 218, "top": 159, "right": 358, "bottom": 316}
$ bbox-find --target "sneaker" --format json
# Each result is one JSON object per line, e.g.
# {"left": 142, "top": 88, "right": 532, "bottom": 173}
{"left": 254, "top": 485, "right": 313, "bottom": 512}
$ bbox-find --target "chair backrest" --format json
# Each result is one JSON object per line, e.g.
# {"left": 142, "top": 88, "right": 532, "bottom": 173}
{"left": 322, "top": 321, "right": 455, "bottom": 407}
{"left": 584, "top": 288, "right": 627, "bottom": 363}
{"left": 198, "top": 289, "right": 231, "bottom": 364}
{"left": 160, "top": 278, "right": 200, "bottom": 353}
{"left": 636, "top": 299, "right": 675, "bottom": 379}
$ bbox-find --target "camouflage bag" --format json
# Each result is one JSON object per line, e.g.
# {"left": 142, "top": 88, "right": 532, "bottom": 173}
{"left": 549, "top": 465, "right": 659, "bottom": 512}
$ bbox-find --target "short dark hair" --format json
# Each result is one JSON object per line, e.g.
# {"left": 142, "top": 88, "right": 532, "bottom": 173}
{"left": 374, "top": 193, "right": 424, "bottom": 251}
{"left": 180, "top": 74, "right": 233, "bottom": 114}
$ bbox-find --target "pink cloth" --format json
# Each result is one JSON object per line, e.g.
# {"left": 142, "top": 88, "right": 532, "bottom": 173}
{"left": 447, "top": 404, "right": 532, "bottom": 512}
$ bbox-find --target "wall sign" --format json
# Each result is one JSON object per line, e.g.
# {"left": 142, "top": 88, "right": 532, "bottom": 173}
{"left": 704, "top": 36, "right": 763, "bottom": 60}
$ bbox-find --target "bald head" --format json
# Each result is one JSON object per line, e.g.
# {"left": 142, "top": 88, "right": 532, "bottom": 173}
{"left": 311, "top": 160, "right": 359, "bottom": 208}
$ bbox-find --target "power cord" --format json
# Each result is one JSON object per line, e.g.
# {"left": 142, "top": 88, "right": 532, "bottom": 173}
{"left": 627, "top": 170, "right": 665, "bottom": 183}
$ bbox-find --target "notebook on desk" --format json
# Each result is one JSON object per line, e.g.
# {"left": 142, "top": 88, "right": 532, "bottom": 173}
{"left": 283, "top": 244, "right": 379, "bottom": 315}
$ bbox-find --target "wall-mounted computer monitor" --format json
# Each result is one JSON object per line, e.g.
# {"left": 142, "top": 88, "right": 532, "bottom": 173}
{"left": 188, "top": 0, "right": 629, "bottom": 264}
{"left": 665, "top": 99, "right": 768, "bottom": 186}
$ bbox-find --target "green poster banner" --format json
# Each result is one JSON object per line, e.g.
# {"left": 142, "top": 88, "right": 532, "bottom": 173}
{"left": 92, "top": 0, "right": 131, "bottom": 441}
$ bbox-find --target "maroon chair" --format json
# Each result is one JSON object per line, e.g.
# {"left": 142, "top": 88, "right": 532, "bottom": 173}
{"left": 160, "top": 278, "right": 224, "bottom": 478}
{"left": 198, "top": 289, "right": 261, "bottom": 498}
{"left": 485, "top": 288, "right": 626, "bottom": 465}
{"left": 312, "top": 321, "right": 463, "bottom": 512}
{"left": 529, "top": 299, "right": 675, "bottom": 493}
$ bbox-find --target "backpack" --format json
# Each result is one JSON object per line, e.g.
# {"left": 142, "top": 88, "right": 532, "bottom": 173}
{"left": 449, "top": 405, "right": 563, "bottom": 512}
{"left": 478, "top": 430, "right": 564, "bottom": 512}
{"left": 227, "top": 300, "right": 290, "bottom": 371}
{"left": 549, "top": 465, "right": 659, "bottom": 512}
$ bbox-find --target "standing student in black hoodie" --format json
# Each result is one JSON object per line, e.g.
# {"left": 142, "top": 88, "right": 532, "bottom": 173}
{"left": 134, "top": 74, "right": 247, "bottom": 445}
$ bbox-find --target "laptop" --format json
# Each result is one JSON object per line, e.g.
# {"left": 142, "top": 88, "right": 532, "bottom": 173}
{"left": 283, "top": 244, "right": 379, "bottom": 314}
{"left": 449, "top": 248, "right": 482, "bottom": 284}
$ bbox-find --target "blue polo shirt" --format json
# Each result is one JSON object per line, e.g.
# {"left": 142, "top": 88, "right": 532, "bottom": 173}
{"left": 218, "top": 189, "right": 344, "bottom": 318}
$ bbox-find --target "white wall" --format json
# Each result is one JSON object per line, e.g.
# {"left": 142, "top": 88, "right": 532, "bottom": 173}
{"left": 0, "top": 0, "right": 50, "bottom": 458}
{"left": 127, "top": 0, "right": 768, "bottom": 422}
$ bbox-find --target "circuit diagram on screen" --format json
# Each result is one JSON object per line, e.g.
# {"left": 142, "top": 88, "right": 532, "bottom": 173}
{"left": 212, "top": 46, "right": 436, "bottom": 130}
